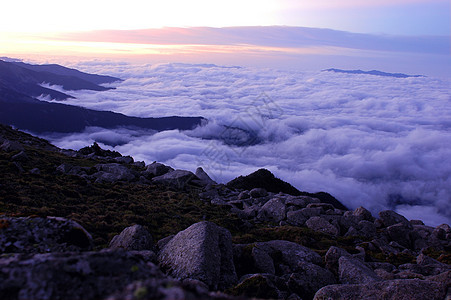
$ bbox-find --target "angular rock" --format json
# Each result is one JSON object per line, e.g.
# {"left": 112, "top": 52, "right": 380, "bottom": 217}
{"left": 305, "top": 216, "right": 339, "bottom": 236}
{"left": 231, "top": 274, "right": 284, "bottom": 299}
{"left": 109, "top": 225, "right": 153, "bottom": 251}
{"left": 353, "top": 206, "right": 374, "bottom": 221}
{"left": 93, "top": 163, "right": 136, "bottom": 183}
{"left": 106, "top": 276, "right": 232, "bottom": 300}
{"left": 385, "top": 223, "right": 412, "bottom": 249}
{"left": 287, "top": 262, "right": 336, "bottom": 300}
{"left": 313, "top": 279, "right": 447, "bottom": 300}
{"left": 152, "top": 169, "right": 197, "bottom": 188}
{"left": 286, "top": 207, "right": 321, "bottom": 227}
{"left": 257, "top": 198, "right": 286, "bottom": 222}
{"left": 338, "top": 256, "right": 379, "bottom": 284}
{"left": 0, "top": 216, "right": 93, "bottom": 253}
{"left": 378, "top": 210, "right": 410, "bottom": 227}
{"left": 250, "top": 188, "right": 268, "bottom": 198}
{"left": 251, "top": 240, "right": 322, "bottom": 275}
{"left": 0, "top": 139, "right": 24, "bottom": 152}
{"left": 11, "top": 150, "right": 29, "bottom": 162}
{"left": 144, "top": 162, "right": 174, "bottom": 177}
{"left": 0, "top": 250, "right": 162, "bottom": 300}
{"left": 324, "top": 246, "right": 351, "bottom": 274}
{"left": 158, "top": 221, "right": 237, "bottom": 290}
{"left": 114, "top": 156, "right": 134, "bottom": 164}
{"left": 195, "top": 167, "right": 217, "bottom": 185}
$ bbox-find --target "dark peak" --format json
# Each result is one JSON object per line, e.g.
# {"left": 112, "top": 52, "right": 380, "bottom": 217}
{"left": 78, "top": 142, "right": 122, "bottom": 158}
{"left": 227, "top": 168, "right": 348, "bottom": 210}
{"left": 226, "top": 168, "right": 302, "bottom": 195}
{"left": 323, "top": 68, "right": 424, "bottom": 78}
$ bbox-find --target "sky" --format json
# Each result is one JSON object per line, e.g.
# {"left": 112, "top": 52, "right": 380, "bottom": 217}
{"left": 0, "top": 0, "right": 449, "bottom": 35}
{"left": 1, "top": 0, "right": 449, "bottom": 75}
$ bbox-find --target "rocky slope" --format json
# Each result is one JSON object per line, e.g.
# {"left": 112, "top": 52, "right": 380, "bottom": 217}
{"left": 0, "top": 124, "right": 449, "bottom": 300}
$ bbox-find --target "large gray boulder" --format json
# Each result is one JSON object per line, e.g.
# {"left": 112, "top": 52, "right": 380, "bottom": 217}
{"left": 324, "top": 246, "right": 351, "bottom": 274}
{"left": 0, "top": 250, "right": 162, "bottom": 300}
{"left": 195, "top": 167, "right": 217, "bottom": 185}
{"left": 152, "top": 169, "right": 197, "bottom": 188}
{"left": 109, "top": 225, "right": 154, "bottom": 251}
{"left": 106, "top": 277, "right": 231, "bottom": 300}
{"left": 287, "top": 262, "right": 337, "bottom": 299}
{"left": 257, "top": 198, "right": 286, "bottom": 222}
{"left": 93, "top": 163, "right": 136, "bottom": 183}
{"left": 144, "top": 162, "right": 174, "bottom": 177}
{"left": 158, "top": 221, "right": 237, "bottom": 290}
{"left": 0, "top": 216, "right": 93, "bottom": 253}
{"left": 251, "top": 240, "right": 323, "bottom": 275}
{"left": 286, "top": 207, "right": 322, "bottom": 226}
{"left": 313, "top": 279, "right": 447, "bottom": 300}
{"left": 338, "top": 256, "right": 380, "bottom": 284}
{"left": 305, "top": 216, "right": 339, "bottom": 236}
{"left": 378, "top": 210, "right": 410, "bottom": 227}
{"left": 384, "top": 223, "right": 413, "bottom": 249}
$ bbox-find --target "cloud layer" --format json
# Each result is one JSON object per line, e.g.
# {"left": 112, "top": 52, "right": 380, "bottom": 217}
{"left": 44, "top": 62, "right": 451, "bottom": 226}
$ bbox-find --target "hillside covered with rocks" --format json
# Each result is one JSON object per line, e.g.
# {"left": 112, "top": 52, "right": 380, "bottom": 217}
{"left": 0, "top": 123, "right": 449, "bottom": 300}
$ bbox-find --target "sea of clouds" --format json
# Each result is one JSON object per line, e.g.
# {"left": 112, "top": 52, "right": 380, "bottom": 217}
{"left": 43, "top": 62, "right": 451, "bottom": 226}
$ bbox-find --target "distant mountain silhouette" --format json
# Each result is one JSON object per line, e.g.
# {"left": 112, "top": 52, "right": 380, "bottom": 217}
{"left": 0, "top": 61, "right": 205, "bottom": 135}
{"left": 324, "top": 68, "right": 423, "bottom": 78}
{"left": 0, "top": 60, "right": 121, "bottom": 100}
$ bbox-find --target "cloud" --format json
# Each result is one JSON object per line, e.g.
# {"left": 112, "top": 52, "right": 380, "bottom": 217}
{"left": 60, "top": 27, "right": 449, "bottom": 55}
{"left": 44, "top": 62, "right": 451, "bottom": 226}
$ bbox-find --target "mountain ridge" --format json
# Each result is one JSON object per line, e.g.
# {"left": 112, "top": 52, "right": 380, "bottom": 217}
{"left": 0, "top": 60, "right": 205, "bottom": 135}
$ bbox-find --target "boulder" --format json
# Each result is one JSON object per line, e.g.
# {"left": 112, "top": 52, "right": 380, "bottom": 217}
{"left": 385, "top": 223, "right": 412, "bottom": 249}
{"left": 144, "top": 162, "right": 174, "bottom": 177}
{"left": 324, "top": 246, "right": 351, "bottom": 274}
{"left": 257, "top": 198, "right": 286, "bottom": 222}
{"left": 93, "top": 163, "right": 136, "bottom": 183}
{"left": 109, "top": 225, "right": 153, "bottom": 251}
{"left": 250, "top": 188, "right": 268, "bottom": 198}
{"left": 195, "top": 167, "right": 217, "bottom": 185}
{"left": 287, "top": 262, "right": 337, "bottom": 299}
{"left": 152, "top": 169, "right": 197, "bottom": 188}
{"left": 305, "top": 216, "right": 339, "bottom": 236}
{"left": 114, "top": 156, "right": 134, "bottom": 164}
{"left": 378, "top": 210, "right": 410, "bottom": 227}
{"left": 11, "top": 150, "right": 29, "bottom": 162}
{"left": 353, "top": 206, "right": 374, "bottom": 222}
{"left": 313, "top": 279, "right": 447, "bottom": 300}
{"left": 251, "top": 240, "right": 322, "bottom": 275}
{"left": 230, "top": 274, "right": 284, "bottom": 299}
{"left": 158, "top": 221, "right": 237, "bottom": 290}
{"left": 286, "top": 207, "right": 321, "bottom": 227}
{"left": 0, "top": 139, "right": 24, "bottom": 152}
{"left": 106, "top": 276, "right": 229, "bottom": 300}
{"left": 0, "top": 250, "right": 162, "bottom": 300}
{"left": 0, "top": 216, "right": 93, "bottom": 253}
{"left": 338, "top": 256, "right": 379, "bottom": 284}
